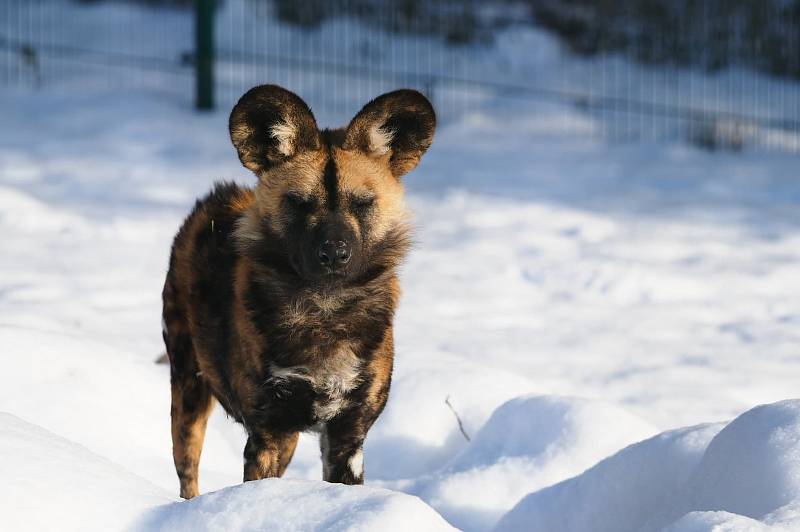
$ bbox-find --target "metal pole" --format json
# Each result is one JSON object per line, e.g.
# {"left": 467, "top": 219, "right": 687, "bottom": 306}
{"left": 195, "top": 0, "right": 214, "bottom": 110}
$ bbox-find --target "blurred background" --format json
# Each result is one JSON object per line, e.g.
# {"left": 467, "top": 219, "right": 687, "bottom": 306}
{"left": 2, "top": 0, "right": 799, "bottom": 150}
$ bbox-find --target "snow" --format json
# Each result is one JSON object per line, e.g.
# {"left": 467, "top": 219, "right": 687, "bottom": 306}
{"left": 386, "top": 395, "right": 657, "bottom": 530}
{"left": 2, "top": 1, "right": 800, "bottom": 530}
{"left": 0, "top": 412, "right": 172, "bottom": 532}
{"left": 662, "top": 512, "right": 775, "bottom": 532}
{"left": 494, "top": 422, "right": 724, "bottom": 532}
{"left": 678, "top": 401, "right": 800, "bottom": 522}
{"left": 0, "top": 412, "right": 453, "bottom": 532}
{"left": 139, "top": 479, "right": 456, "bottom": 532}
{"left": 496, "top": 400, "right": 800, "bottom": 532}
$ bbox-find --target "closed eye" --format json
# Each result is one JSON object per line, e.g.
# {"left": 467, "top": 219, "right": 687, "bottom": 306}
{"left": 284, "top": 193, "right": 315, "bottom": 212}
{"left": 350, "top": 195, "right": 376, "bottom": 210}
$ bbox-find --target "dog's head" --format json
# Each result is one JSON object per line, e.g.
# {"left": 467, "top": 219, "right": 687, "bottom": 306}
{"left": 230, "top": 85, "right": 435, "bottom": 285}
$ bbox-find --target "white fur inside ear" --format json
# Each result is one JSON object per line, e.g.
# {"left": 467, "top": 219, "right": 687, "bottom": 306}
{"left": 271, "top": 120, "right": 296, "bottom": 157}
{"left": 368, "top": 125, "right": 394, "bottom": 155}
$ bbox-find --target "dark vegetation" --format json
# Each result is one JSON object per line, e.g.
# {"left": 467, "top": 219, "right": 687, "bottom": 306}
{"left": 528, "top": 0, "right": 800, "bottom": 79}
{"left": 270, "top": 0, "right": 492, "bottom": 45}
{"left": 72, "top": 0, "right": 800, "bottom": 79}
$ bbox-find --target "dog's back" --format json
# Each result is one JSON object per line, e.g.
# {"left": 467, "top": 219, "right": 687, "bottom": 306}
{"left": 162, "top": 183, "right": 254, "bottom": 420}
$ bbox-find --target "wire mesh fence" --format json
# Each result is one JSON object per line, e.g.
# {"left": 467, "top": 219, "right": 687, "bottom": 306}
{"left": 1, "top": 0, "right": 799, "bottom": 152}
{"left": 0, "top": 0, "right": 194, "bottom": 96}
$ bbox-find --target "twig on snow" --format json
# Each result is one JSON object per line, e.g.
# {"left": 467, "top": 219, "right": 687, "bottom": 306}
{"left": 445, "top": 395, "right": 471, "bottom": 442}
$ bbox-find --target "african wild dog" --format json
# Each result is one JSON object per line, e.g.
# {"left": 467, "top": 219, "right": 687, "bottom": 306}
{"left": 162, "top": 85, "right": 435, "bottom": 498}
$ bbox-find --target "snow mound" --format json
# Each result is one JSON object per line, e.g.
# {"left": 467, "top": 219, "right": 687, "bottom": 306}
{"left": 406, "top": 395, "right": 657, "bottom": 531}
{"left": 0, "top": 326, "right": 245, "bottom": 493}
{"left": 138, "top": 478, "right": 456, "bottom": 532}
{"left": 676, "top": 399, "right": 800, "bottom": 521}
{"left": 366, "top": 361, "right": 538, "bottom": 480}
{"left": 495, "top": 399, "right": 800, "bottom": 532}
{"left": 0, "top": 412, "right": 172, "bottom": 532}
{"left": 662, "top": 511, "right": 773, "bottom": 532}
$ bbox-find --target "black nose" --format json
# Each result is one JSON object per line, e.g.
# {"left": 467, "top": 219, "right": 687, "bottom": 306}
{"left": 318, "top": 240, "right": 351, "bottom": 268}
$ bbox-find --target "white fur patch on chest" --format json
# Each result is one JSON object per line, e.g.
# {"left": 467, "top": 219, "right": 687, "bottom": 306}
{"left": 269, "top": 345, "right": 361, "bottom": 422}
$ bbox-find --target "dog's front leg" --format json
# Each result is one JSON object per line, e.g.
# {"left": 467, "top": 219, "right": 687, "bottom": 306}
{"left": 320, "top": 330, "right": 393, "bottom": 484}
{"left": 319, "top": 411, "right": 369, "bottom": 485}
{"left": 243, "top": 430, "right": 299, "bottom": 481}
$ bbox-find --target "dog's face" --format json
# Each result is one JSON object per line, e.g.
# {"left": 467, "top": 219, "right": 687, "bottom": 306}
{"left": 229, "top": 85, "right": 435, "bottom": 284}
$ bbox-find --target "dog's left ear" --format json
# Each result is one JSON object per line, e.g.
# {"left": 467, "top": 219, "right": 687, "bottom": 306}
{"left": 344, "top": 89, "right": 436, "bottom": 178}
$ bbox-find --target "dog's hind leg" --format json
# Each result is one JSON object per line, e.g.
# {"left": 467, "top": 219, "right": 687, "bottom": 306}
{"left": 170, "top": 365, "right": 214, "bottom": 499}
{"left": 163, "top": 283, "right": 214, "bottom": 499}
{"left": 169, "top": 357, "right": 214, "bottom": 499}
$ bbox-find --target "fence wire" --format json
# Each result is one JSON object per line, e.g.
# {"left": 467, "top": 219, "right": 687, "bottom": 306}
{"left": 1, "top": 0, "right": 799, "bottom": 152}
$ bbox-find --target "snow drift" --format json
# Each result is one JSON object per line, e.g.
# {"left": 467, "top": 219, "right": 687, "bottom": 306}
{"left": 138, "top": 479, "right": 456, "bottom": 532}
{"left": 0, "top": 410, "right": 455, "bottom": 532}
{"left": 398, "top": 395, "right": 657, "bottom": 530}
{"left": 0, "top": 412, "right": 172, "bottom": 532}
{"left": 495, "top": 399, "right": 800, "bottom": 532}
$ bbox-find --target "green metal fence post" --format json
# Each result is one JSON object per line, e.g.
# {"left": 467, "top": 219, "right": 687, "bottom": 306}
{"left": 195, "top": 0, "right": 214, "bottom": 110}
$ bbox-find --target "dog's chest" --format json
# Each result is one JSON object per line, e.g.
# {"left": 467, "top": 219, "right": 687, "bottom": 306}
{"left": 267, "top": 344, "right": 362, "bottom": 423}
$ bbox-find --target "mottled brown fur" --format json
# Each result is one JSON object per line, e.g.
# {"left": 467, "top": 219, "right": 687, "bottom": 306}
{"left": 163, "top": 85, "right": 434, "bottom": 497}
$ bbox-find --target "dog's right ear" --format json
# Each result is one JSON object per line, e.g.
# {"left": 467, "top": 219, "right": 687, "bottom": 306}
{"left": 343, "top": 89, "right": 436, "bottom": 178}
{"left": 229, "top": 85, "right": 320, "bottom": 174}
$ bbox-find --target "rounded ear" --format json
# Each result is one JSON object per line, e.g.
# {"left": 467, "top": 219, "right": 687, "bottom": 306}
{"left": 229, "top": 85, "right": 320, "bottom": 174}
{"left": 343, "top": 89, "right": 436, "bottom": 178}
